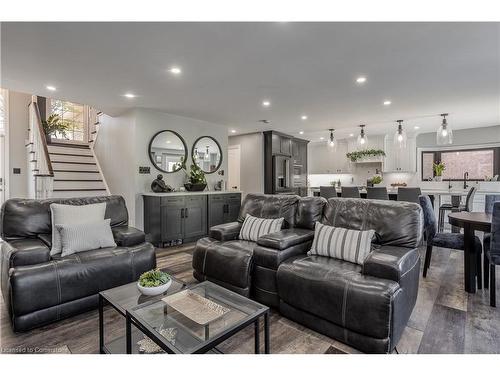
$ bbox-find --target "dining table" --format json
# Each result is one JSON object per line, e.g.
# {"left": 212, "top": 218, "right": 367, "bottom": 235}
{"left": 448, "top": 211, "right": 492, "bottom": 293}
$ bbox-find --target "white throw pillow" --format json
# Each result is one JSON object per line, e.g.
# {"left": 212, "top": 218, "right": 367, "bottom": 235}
{"left": 239, "top": 214, "right": 284, "bottom": 242}
{"left": 50, "top": 202, "right": 106, "bottom": 256}
{"left": 308, "top": 222, "right": 375, "bottom": 265}
{"left": 57, "top": 219, "right": 117, "bottom": 257}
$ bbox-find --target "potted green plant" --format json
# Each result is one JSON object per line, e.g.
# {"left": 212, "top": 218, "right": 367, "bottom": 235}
{"left": 346, "top": 149, "right": 386, "bottom": 163}
{"left": 183, "top": 163, "right": 207, "bottom": 191}
{"left": 137, "top": 269, "right": 172, "bottom": 296}
{"left": 369, "top": 175, "right": 383, "bottom": 186}
{"left": 41, "top": 114, "right": 71, "bottom": 144}
{"left": 433, "top": 162, "right": 446, "bottom": 182}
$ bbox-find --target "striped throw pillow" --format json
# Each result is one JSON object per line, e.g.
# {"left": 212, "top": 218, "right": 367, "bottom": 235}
{"left": 239, "top": 214, "right": 284, "bottom": 242}
{"left": 308, "top": 222, "right": 375, "bottom": 265}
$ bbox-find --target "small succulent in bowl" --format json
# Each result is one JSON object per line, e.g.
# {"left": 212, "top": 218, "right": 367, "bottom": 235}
{"left": 137, "top": 269, "right": 172, "bottom": 296}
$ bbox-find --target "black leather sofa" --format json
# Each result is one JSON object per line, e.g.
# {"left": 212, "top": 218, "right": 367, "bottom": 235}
{"left": 0, "top": 195, "right": 156, "bottom": 332}
{"left": 193, "top": 194, "right": 423, "bottom": 353}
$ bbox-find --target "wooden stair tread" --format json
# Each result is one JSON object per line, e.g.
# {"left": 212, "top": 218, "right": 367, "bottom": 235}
{"left": 49, "top": 152, "right": 93, "bottom": 157}
{"left": 53, "top": 188, "right": 107, "bottom": 192}
{"left": 53, "top": 170, "right": 100, "bottom": 173}
{"left": 54, "top": 179, "right": 103, "bottom": 182}
{"left": 51, "top": 161, "right": 96, "bottom": 165}
{"left": 48, "top": 143, "right": 90, "bottom": 149}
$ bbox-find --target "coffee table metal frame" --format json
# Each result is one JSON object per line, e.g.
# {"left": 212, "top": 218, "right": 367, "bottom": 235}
{"left": 125, "top": 281, "right": 270, "bottom": 354}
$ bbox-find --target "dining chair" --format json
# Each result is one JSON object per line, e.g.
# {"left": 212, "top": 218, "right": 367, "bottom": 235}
{"left": 438, "top": 195, "right": 461, "bottom": 232}
{"left": 419, "top": 195, "right": 483, "bottom": 287}
{"left": 486, "top": 202, "right": 500, "bottom": 307}
{"left": 341, "top": 186, "right": 361, "bottom": 198}
{"left": 483, "top": 194, "right": 500, "bottom": 288}
{"left": 366, "top": 187, "right": 389, "bottom": 200}
{"left": 319, "top": 186, "right": 338, "bottom": 200}
{"left": 397, "top": 187, "right": 422, "bottom": 204}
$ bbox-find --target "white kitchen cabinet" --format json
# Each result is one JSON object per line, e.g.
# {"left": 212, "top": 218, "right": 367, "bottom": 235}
{"left": 383, "top": 135, "right": 416, "bottom": 173}
{"left": 308, "top": 140, "right": 351, "bottom": 174}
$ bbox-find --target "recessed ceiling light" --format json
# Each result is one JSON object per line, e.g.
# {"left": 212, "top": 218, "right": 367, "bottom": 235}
{"left": 123, "top": 93, "right": 136, "bottom": 98}
{"left": 46, "top": 85, "right": 56, "bottom": 91}
{"left": 301, "top": 115, "right": 308, "bottom": 120}
{"left": 231, "top": 130, "right": 236, "bottom": 133}
{"left": 299, "top": 131, "right": 304, "bottom": 135}
{"left": 320, "top": 137, "right": 324, "bottom": 140}
{"left": 349, "top": 133, "right": 354, "bottom": 137}
{"left": 356, "top": 76, "right": 367, "bottom": 84}
{"left": 383, "top": 100, "right": 392, "bottom": 106}
{"left": 414, "top": 126, "right": 420, "bottom": 130}
{"left": 262, "top": 100, "right": 271, "bottom": 107}
{"left": 169, "top": 66, "right": 182, "bottom": 75}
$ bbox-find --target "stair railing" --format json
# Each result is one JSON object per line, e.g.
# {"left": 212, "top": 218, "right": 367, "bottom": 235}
{"left": 27, "top": 101, "right": 54, "bottom": 198}
{"left": 88, "top": 108, "right": 110, "bottom": 194}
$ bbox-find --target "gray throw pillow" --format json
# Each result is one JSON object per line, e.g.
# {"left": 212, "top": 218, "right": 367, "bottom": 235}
{"left": 239, "top": 214, "right": 284, "bottom": 242}
{"left": 50, "top": 202, "right": 106, "bottom": 256}
{"left": 57, "top": 219, "right": 117, "bottom": 257}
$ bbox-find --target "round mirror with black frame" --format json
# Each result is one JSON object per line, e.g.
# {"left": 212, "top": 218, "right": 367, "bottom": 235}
{"left": 148, "top": 130, "right": 188, "bottom": 173}
{"left": 192, "top": 136, "right": 223, "bottom": 174}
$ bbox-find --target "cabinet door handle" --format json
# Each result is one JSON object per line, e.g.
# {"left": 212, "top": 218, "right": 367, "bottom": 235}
{"left": 224, "top": 203, "right": 228, "bottom": 213}
{"left": 181, "top": 208, "right": 184, "bottom": 218}
{"left": 185, "top": 208, "right": 189, "bottom": 218}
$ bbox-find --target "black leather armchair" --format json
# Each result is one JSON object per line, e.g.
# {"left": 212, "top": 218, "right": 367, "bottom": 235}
{"left": 0, "top": 195, "right": 156, "bottom": 332}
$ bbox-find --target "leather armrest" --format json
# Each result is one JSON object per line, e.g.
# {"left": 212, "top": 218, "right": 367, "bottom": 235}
{"left": 257, "top": 228, "right": 314, "bottom": 250}
{"left": 209, "top": 222, "right": 242, "bottom": 241}
{"left": 1, "top": 239, "right": 51, "bottom": 268}
{"left": 362, "top": 245, "right": 420, "bottom": 283}
{"left": 112, "top": 226, "right": 146, "bottom": 247}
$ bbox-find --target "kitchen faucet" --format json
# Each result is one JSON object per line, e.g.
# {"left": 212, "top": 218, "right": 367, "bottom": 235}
{"left": 463, "top": 171, "right": 469, "bottom": 190}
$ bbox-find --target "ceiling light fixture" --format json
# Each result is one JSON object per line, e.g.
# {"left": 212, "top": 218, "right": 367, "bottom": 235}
{"left": 357, "top": 125, "right": 368, "bottom": 148}
{"left": 356, "top": 76, "right": 367, "bottom": 84}
{"left": 437, "top": 113, "right": 453, "bottom": 145}
{"left": 299, "top": 131, "right": 304, "bottom": 135}
{"left": 123, "top": 93, "right": 136, "bottom": 98}
{"left": 169, "top": 66, "right": 182, "bottom": 75}
{"left": 383, "top": 100, "right": 392, "bottom": 106}
{"left": 349, "top": 133, "right": 354, "bottom": 137}
{"left": 320, "top": 137, "right": 324, "bottom": 140}
{"left": 262, "top": 100, "right": 271, "bottom": 107}
{"left": 301, "top": 115, "right": 308, "bottom": 120}
{"left": 414, "top": 126, "right": 420, "bottom": 130}
{"left": 46, "top": 85, "right": 56, "bottom": 91}
{"left": 328, "top": 129, "right": 336, "bottom": 148}
{"left": 394, "top": 120, "right": 407, "bottom": 149}
{"left": 231, "top": 129, "right": 236, "bottom": 133}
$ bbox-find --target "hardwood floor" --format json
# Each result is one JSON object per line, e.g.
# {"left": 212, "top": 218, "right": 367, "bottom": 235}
{"left": 1, "top": 244, "right": 499, "bottom": 354}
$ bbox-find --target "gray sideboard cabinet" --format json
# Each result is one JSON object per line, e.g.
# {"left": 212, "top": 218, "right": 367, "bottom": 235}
{"left": 143, "top": 192, "right": 241, "bottom": 246}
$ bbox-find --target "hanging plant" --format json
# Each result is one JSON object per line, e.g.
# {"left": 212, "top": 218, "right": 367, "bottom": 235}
{"left": 346, "top": 149, "right": 386, "bottom": 162}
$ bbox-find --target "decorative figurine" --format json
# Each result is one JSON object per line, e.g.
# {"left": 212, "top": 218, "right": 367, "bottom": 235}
{"left": 151, "top": 174, "right": 172, "bottom": 193}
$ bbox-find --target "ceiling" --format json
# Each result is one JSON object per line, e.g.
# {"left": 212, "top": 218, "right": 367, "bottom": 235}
{"left": 1, "top": 22, "right": 499, "bottom": 141}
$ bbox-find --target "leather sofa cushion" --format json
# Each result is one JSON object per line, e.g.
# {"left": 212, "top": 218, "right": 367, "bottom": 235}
{"left": 238, "top": 193, "right": 299, "bottom": 228}
{"left": 277, "top": 255, "right": 400, "bottom": 339}
{"left": 257, "top": 228, "right": 314, "bottom": 250}
{"left": 254, "top": 240, "right": 312, "bottom": 270}
{"left": 363, "top": 245, "right": 420, "bottom": 283}
{"left": 3, "top": 239, "right": 50, "bottom": 267}
{"left": 112, "top": 226, "right": 146, "bottom": 247}
{"left": 322, "top": 198, "right": 423, "bottom": 248}
{"left": 209, "top": 222, "right": 242, "bottom": 241}
{"left": 10, "top": 243, "right": 155, "bottom": 316}
{"left": 295, "top": 196, "right": 327, "bottom": 230}
{"left": 0, "top": 195, "right": 128, "bottom": 240}
{"left": 192, "top": 237, "right": 255, "bottom": 289}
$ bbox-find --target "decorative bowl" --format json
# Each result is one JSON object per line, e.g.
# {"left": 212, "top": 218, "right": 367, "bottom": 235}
{"left": 184, "top": 183, "right": 207, "bottom": 192}
{"left": 137, "top": 279, "right": 172, "bottom": 296}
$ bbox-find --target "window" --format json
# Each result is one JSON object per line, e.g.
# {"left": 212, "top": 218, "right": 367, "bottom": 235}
{"left": 421, "top": 147, "right": 499, "bottom": 181}
{"left": 49, "top": 99, "right": 87, "bottom": 142}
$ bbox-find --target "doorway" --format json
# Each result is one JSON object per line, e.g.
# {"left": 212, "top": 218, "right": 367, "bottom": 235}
{"left": 228, "top": 145, "right": 241, "bottom": 191}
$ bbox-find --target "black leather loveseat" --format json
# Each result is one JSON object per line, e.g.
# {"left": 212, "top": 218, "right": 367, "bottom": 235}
{"left": 193, "top": 194, "right": 423, "bottom": 353}
{"left": 1, "top": 195, "right": 156, "bottom": 332}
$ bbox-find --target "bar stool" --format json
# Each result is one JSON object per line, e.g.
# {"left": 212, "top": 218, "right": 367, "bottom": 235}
{"left": 397, "top": 187, "right": 421, "bottom": 204}
{"left": 439, "top": 187, "right": 477, "bottom": 232}
{"left": 319, "top": 186, "right": 337, "bottom": 200}
{"left": 341, "top": 186, "right": 361, "bottom": 198}
{"left": 366, "top": 187, "right": 389, "bottom": 200}
{"left": 438, "top": 195, "right": 461, "bottom": 232}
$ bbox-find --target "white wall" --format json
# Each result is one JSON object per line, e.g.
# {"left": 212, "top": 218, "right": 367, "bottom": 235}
{"left": 7, "top": 90, "right": 31, "bottom": 198}
{"left": 95, "top": 108, "right": 228, "bottom": 229}
{"left": 228, "top": 132, "right": 264, "bottom": 197}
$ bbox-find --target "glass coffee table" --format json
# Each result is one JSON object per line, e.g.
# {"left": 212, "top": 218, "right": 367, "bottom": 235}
{"left": 99, "top": 273, "right": 186, "bottom": 354}
{"left": 125, "top": 281, "right": 270, "bottom": 354}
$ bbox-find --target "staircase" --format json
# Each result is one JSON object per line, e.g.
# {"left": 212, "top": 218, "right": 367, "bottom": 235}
{"left": 27, "top": 101, "right": 109, "bottom": 199}
{"left": 48, "top": 143, "right": 108, "bottom": 198}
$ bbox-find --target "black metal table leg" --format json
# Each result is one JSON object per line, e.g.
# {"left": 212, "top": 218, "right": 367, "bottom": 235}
{"left": 126, "top": 312, "right": 132, "bottom": 354}
{"left": 98, "top": 294, "right": 104, "bottom": 354}
{"left": 463, "top": 223, "right": 477, "bottom": 293}
{"left": 254, "top": 317, "right": 260, "bottom": 354}
{"left": 264, "top": 312, "right": 270, "bottom": 354}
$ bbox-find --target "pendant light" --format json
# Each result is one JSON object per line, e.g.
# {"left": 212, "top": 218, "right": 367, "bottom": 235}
{"left": 437, "top": 113, "right": 453, "bottom": 145}
{"left": 357, "top": 124, "right": 368, "bottom": 149}
{"left": 328, "top": 128, "right": 336, "bottom": 148}
{"left": 393, "top": 120, "right": 407, "bottom": 149}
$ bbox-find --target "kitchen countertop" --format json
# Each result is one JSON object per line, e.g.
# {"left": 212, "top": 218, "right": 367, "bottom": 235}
{"left": 308, "top": 186, "right": 500, "bottom": 195}
{"left": 142, "top": 190, "right": 242, "bottom": 197}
